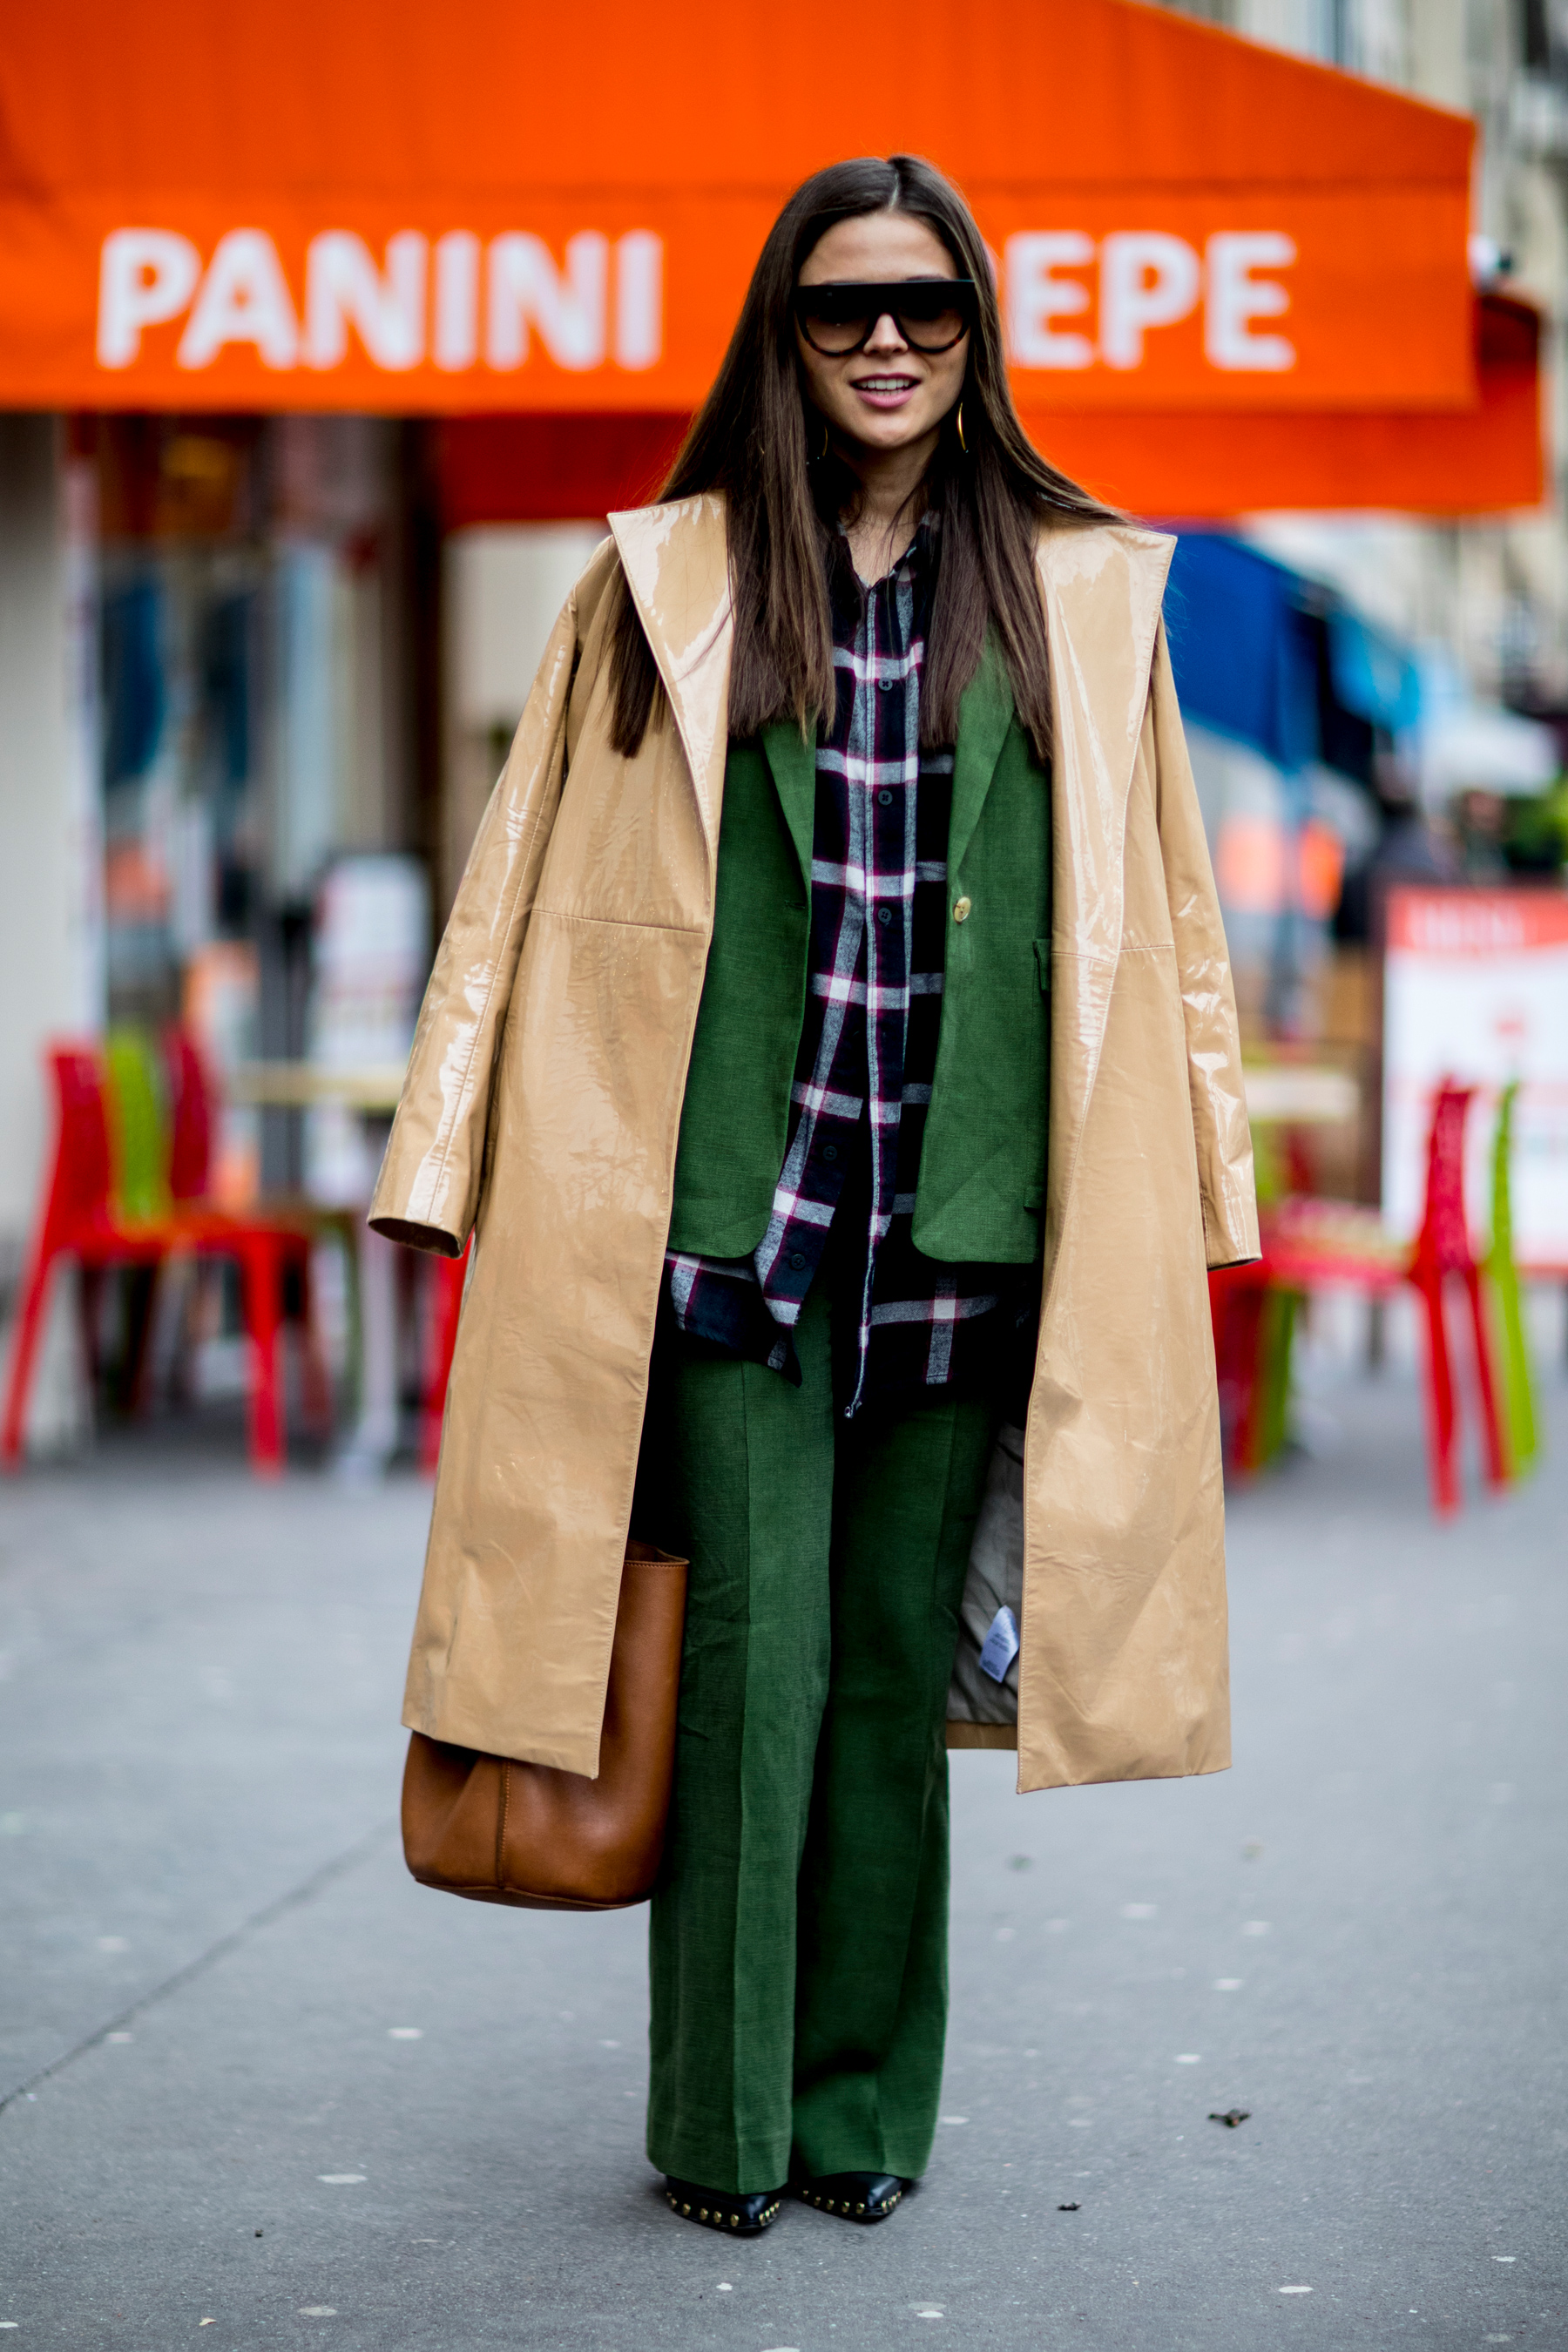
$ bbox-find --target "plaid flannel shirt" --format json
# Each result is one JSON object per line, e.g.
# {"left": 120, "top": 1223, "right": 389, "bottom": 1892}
{"left": 664, "top": 521, "right": 1034, "bottom": 1415}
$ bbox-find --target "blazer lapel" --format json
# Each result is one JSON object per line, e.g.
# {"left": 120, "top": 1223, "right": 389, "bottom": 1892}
{"left": 608, "top": 495, "right": 734, "bottom": 873}
{"left": 1038, "top": 523, "right": 1176, "bottom": 1297}
{"left": 760, "top": 720, "right": 816, "bottom": 891}
{"left": 948, "top": 627, "right": 1017, "bottom": 880}
{"left": 764, "top": 614, "right": 1018, "bottom": 903}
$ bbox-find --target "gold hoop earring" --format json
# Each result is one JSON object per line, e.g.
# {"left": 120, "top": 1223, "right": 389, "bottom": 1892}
{"left": 956, "top": 402, "right": 968, "bottom": 455}
{"left": 814, "top": 420, "right": 829, "bottom": 462}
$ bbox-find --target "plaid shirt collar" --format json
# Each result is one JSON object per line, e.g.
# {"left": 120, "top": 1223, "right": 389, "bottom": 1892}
{"left": 666, "top": 510, "right": 1024, "bottom": 1412}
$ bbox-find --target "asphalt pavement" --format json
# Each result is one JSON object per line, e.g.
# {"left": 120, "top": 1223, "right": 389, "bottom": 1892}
{"left": 1, "top": 1358, "right": 1564, "bottom": 2352}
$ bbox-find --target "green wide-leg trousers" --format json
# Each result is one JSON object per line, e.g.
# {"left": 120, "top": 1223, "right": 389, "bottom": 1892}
{"left": 633, "top": 1286, "right": 997, "bottom": 2194}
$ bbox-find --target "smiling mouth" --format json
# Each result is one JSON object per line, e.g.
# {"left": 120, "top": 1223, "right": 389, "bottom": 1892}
{"left": 852, "top": 375, "right": 919, "bottom": 393}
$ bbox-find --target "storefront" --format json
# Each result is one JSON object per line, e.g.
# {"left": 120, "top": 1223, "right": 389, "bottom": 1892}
{"left": 0, "top": 0, "right": 1544, "bottom": 1270}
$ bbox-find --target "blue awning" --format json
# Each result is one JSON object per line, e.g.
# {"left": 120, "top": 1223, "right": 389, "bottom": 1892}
{"left": 1164, "top": 534, "right": 1320, "bottom": 774}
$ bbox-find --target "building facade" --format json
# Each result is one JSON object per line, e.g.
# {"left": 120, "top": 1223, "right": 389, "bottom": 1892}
{"left": 1159, "top": 0, "right": 1568, "bottom": 720}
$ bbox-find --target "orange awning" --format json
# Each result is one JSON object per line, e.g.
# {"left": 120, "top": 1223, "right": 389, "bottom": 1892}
{"left": 0, "top": 0, "right": 1538, "bottom": 512}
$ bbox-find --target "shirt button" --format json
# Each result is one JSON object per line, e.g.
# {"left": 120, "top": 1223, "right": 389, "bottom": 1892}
{"left": 789, "top": 1250, "right": 807, "bottom": 1271}
{"left": 953, "top": 896, "right": 972, "bottom": 923}
{"left": 876, "top": 907, "right": 893, "bottom": 925}
{"left": 822, "top": 1144, "right": 838, "bottom": 1162}
{"left": 877, "top": 677, "right": 896, "bottom": 692}
{"left": 877, "top": 789, "right": 893, "bottom": 806}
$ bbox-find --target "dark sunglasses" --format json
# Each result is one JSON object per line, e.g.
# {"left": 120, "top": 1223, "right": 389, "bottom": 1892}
{"left": 794, "top": 278, "right": 977, "bottom": 357}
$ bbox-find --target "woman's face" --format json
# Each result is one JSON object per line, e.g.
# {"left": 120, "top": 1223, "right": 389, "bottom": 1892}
{"left": 794, "top": 213, "right": 969, "bottom": 459}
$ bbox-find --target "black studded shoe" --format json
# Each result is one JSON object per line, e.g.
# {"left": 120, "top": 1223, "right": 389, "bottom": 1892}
{"left": 794, "top": 2171, "right": 908, "bottom": 2223}
{"left": 663, "top": 2176, "right": 785, "bottom": 2234}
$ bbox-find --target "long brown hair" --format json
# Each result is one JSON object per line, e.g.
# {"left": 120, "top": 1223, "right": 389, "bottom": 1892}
{"left": 608, "top": 154, "right": 1118, "bottom": 761}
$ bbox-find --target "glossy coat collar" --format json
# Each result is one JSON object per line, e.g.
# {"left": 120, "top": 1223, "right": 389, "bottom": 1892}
{"left": 1034, "top": 519, "right": 1174, "bottom": 972}
{"left": 610, "top": 491, "right": 1175, "bottom": 970}
{"left": 609, "top": 495, "right": 733, "bottom": 866}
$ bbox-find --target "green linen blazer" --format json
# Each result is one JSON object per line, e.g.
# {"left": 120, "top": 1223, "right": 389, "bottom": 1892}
{"left": 667, "top": 632, "right": 1051, "bottom": 1267}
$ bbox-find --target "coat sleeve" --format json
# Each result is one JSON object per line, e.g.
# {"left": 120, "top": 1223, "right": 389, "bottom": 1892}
{"left": 368, "top": 547, "right": 612, "bottom": 1257}
{"left": 1149, "top": 619, "right": 1260, "bottom": 1270}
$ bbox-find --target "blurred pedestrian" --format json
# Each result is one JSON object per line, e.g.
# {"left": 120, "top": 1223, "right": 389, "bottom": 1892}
{"left": 372, "top": 155, "right": 1256, "bottom": 2238}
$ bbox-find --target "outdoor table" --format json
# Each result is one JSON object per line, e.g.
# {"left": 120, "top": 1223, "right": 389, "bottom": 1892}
{"left": 230, "top": 1063, "right": 407, "bottom": 1474}
{"left": 226, "top": 1063, "right": 409, "bottom": 1111}
{"left": 1240, "top": 1065, "right": 1360, "bottom": 1124}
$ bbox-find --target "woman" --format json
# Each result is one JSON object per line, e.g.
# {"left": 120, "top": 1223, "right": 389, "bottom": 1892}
{"left": 372, "top": 155, "right": 1257, "bottom": 2237}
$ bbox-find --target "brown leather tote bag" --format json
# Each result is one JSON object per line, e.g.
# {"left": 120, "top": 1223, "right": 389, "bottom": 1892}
{"left": 401, "top": 1542, "right": 688, "bottom": 1911}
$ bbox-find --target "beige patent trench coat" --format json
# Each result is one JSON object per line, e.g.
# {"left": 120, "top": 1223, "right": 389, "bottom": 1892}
{"left": 370, "top": 495, "right": 1259, "bottom": 1796}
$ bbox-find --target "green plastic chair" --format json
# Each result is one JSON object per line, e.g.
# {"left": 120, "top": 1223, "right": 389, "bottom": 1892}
{"left": 104, "top": 1027, "right": 172, "bottom": 1225}
{"left": 1484, "top": 1080, "right": 1540, "bottom": 1479}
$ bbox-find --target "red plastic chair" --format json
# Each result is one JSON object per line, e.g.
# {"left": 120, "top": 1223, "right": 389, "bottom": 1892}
{"left": 1406, "top": 1083, "right": 1505, "bottom": 1513}
{"left": 0, "top": 1048, "right": 166, "bottom": 1466}
{"left": 1225, "top": 1078, "right": 1507, "bottom": 1516}
{"left": 1207, "top": 1257, "right": 1273, "bottom": 1474}
{"left": 419, "top": 1239, "right": 471, "bottom": 1474}
{"left": 1, "top": 1038, "right": 325, "bottom": 1477}
{"left": 160, "top": 1027, "right": 336, "bottom": 1457}
{"left": 163, "top": 1023, "right": 214, "bottom": 1202}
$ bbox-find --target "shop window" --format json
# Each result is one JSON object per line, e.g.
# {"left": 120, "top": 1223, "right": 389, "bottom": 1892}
{"left": 83, "top": 411, "right": 429, "bottom": 1206}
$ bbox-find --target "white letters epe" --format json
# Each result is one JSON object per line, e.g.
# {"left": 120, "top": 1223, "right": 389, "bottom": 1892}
{"left": 1005, "top": 228, "right": 1295, "bottom": 373}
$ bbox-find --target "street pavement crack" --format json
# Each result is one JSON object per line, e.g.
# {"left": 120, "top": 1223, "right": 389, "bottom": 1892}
{"left": 0, "top": 1818, "right": 395, "bottom": 2119}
